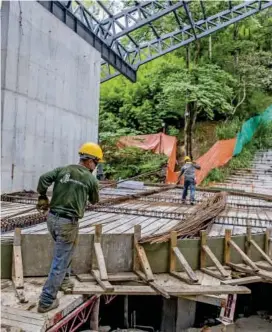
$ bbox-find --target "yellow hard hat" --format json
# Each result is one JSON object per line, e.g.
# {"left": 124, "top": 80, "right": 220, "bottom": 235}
{"left": 79, "top": 142, "right": 104, "bottom": 162}
{"left": 184, "top": 156, "right": 191, "bottom": 162}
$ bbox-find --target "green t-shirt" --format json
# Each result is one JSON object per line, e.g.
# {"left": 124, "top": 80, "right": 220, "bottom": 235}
{"left": 37, "top": 165, "right": 99, "bottom": 219}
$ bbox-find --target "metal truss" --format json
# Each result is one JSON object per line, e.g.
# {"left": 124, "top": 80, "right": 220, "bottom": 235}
{"left": 46, "top": 296, "right": 97, "bottom": 332}
{"left": 38, "top": 1, "right": 272, "bottom": 83}
{"left": 100, "top": 0, "right": 272, "bottom": 82}
{"left": 38, "top": 1, "right": 136, "bottom": 81}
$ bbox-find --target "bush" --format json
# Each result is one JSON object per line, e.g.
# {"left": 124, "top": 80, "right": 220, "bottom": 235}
{"left": 215, "top": 118, "right": 242, "bottom": 140}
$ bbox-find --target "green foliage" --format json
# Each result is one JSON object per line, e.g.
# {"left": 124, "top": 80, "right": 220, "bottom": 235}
{"left": 215, "top": 118, "right": 242, "bottom": 140}
{"left": 203, "top": 122, "right": 272, "bottom": 186}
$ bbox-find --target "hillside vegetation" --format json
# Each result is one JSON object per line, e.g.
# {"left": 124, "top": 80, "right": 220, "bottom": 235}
{"left": 99, "top": 2, "right": 272, "bottom": 181}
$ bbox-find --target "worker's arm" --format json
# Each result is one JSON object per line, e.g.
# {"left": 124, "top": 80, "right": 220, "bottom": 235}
{"left": 37, "top": 168, "right": 62, "bottom": 195}
{"left": 193, "top": 163, "right": 201, "bottom": 170}
{"left": 88, "top": 179, "right": 99, "bottom": 205}
{"left": 177, "top": 167, "right": 185, "bottom": 183}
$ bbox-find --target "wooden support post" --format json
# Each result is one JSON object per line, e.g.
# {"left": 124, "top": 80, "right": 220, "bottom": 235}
{"left": 173, "top": 247, "right": 199, "bottom": 283}
{"left": 224, "top": 229, "right": 231, "bottom": 265}
{"left": 265, "top": 228, "right": 272, "bottom": 257}
{"left": 135, "top": 270, "right": 170, "bottom": 299}
{"left": 246, "top": 227, "right": 252, "bottom": 257}
{"left": 228, "top": 240, "right": 259, "bottom": 272}
{"left": 91, "top": 225, "right": 114, "bottom": 291}
{"left": 170, "top": 231, "right": 177, "bottom": 272}
{"left": 12, "top": 228, "right": 27, "bottom": 303}
{"left": 200, "top": 230, "right": 207, "bottom": 269}
{"left": 250, "top": 239, "right": 272, "bottom": 266}
{"left": 134, "top": 225, "right": 154, "bottom": 281}
{"left": 202, "top": 245, "right": 230, "bottom": 278}
{"left": 134, "top": 225, "right": 141, "bottom": 271}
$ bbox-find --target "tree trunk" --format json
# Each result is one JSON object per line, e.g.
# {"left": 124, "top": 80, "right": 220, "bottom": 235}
{"left": 209, "top": 35, "right": 212, "bottom": 61}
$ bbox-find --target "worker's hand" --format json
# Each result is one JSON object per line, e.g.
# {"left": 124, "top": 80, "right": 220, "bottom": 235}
{"left": 36, "top": 195, "right": 49, "bottom": 212}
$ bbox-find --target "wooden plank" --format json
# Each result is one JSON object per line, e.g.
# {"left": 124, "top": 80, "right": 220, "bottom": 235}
{"left": 170, "top": 271, "right": 199, "bottom": 285}
{"left": 1, "top": 311, "right": 45, "bottom": 327}
{"left": 256, "top": 261, "right": 272, "bottom": 272}
{"left": 12, "top": 229, "right": 23, "bottom": 289}
{"left": 200, "top": 231, "right": 206, "bottom": 269}
{"left": 265, "top": 228, "right": 272, "bottom": 256}
{"left": 135, "top": 270, "right": 170, "bottom": 299}
{"left": 173, "top": 247, "right": 198, "bottom": 283}
{"left": 202, "top": 245, "right": 230, "bottom": 278}
{"left": 91, "top": 269, "right": 114, "bottom": 291}
{"left": 222, "top": 276, "right": 262, "bottom": 285}
{"left": 92, "top": 225, "right": 102, "bottom": 271}
{"left": 94, "top": 243, "right": 108, "bottom": 280}
{"left": 250, "top": 239, "right": 272, "bottom": 266}
{"left": 201, "top": 268, "right": 230, "bottom": 281}
{"left": 246, "top": 227, "right": 252, "bottom": 257}
{"left": 73, "top": 284, "right": 251, "bottom": 296}
{"left": 170, "top": 231, "right": 177, "bottom": 272}
{"left": 76, "top": 272, "right": 139, "bottom": 282}
{"left": 133, "top": 225, "right": 141, "bottom": 271}
{"left": 228, "top": 263, "right": 272, "bottom": 281}
{"left": 135, "top": 243, "right": 154, "bottom": 281}
{"left": 182, "top": 295, "right": 227, "bottom": 307}
{"left": 224, "top": 229, "right": 231, "bottom": 265}
{"left": 228, "top": 240, "right": 259, "bottom": 272}
{"left": 1, "top": 318, "right": 42, "bottom": 332}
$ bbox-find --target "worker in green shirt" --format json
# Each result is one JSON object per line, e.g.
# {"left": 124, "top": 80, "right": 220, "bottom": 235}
{"left": 36, "top": 142, "right": 103, "bottom": 313}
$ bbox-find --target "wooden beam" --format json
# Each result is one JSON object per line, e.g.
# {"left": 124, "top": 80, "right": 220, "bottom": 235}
{"left": 202, "top": 245, "right": 230, "bottom": 278}
{"left": 170, "top": 231, "right": 177, "bottom": 272}
{"left": 250, "top": 239, "right": 272, "bottom": 266}
{"left": 135, "top": 243, "right": 154, "bottom": 281}
{"left": 224, "top": 229, "right": 231, "bottom": 265}
{"left": 72, "top": 284, "right": 251, "bottom": 296}
{"left": 200, "top": 230, "right": 207, "bottom": 269}
{"left": 76, "top": 272, "right": 139, "bottom": 282}
{"left": 201, "top": 268, "right": 229, "bottom": 281}
{"left": 91, "top": 269, "right": 114, "bottom": 291}
{"left": 173, "top": 247, "right": 198, "bottom": 283}
{"left": 133, "top": 225, "right": 141, "bottom": 271}
{"left": 228, "top": 263, "right": 272, "bottom": 282}
{"left": 94, "top": 243, "right": 108, "bottom": 280}
{"left": 135, "top": 270, "right": 170, "bottom": 299}
{"left": 12, "top": 228, "right": 27, "bottom": 303}
{"left": 182, "top": 295, "right": 227, "bottom": 307}
{"left": 228, "top": 240, "right": 259, "bottom": 272}
{"left": 265, "top": 228, "right": 272, "bottom": 256}
{"left": 222, "top": 276, "right": 262, "bottom": 285}
{"left": 246, "top": 227, "right": 252, "bottom": 257}
{"left": 92, "top": 225, "right": 109, "bottom": 281}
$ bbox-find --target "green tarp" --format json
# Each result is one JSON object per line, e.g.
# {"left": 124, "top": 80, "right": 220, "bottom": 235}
{"left": 233, "top": 105, "right": 272, "bottom": 156}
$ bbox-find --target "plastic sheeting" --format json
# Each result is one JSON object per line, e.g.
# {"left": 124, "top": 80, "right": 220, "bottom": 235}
{"left": 168, "top": 139, "right": 236, "bottom": 185}
{"left": 118, "top": 133, "right": 177, "bottom": 183}
{"left": 233, "top": 105, "right": 272, "bottom": 156}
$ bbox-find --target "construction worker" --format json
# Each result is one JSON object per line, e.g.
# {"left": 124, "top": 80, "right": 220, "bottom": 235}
{"left": 36, "top": 142, "right": 103, "bottom": 313}
{"left": 177, "top": 156, "right": 201, "bottom": 205}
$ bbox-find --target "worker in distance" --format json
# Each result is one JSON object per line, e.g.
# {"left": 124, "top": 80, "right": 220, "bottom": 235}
{"left": 177, "top": 156, "right": 201, "bottom": 205}
{"left": 36, "top": 142, "right": 103, "bottom": 313}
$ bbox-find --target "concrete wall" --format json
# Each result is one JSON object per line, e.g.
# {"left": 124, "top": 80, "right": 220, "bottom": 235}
{"left": 1, "top": 1, "right": 101, "bottom": 193}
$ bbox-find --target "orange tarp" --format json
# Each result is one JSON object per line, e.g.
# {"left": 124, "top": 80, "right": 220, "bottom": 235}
{"left": 118, "top": 133, "right": 177, "bottom": 182}
{"left": 118, "top": 134, "right": 236, "bottom": 185}
{"left": 167, "top": 138, "right": 237, "bottom": 184}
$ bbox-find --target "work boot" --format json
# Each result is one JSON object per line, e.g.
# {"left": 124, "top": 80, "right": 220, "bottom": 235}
{"left": 190, "top": 201, "right": 195, "bottom": 205}
{"left": 182, "top": 199, "right": 186, "bottom": 204}
{"left": 60, "top": 278, "right": 74, "bottom": 292}
{"left": 37, "top": 298, "right": 59, "bottom": 313}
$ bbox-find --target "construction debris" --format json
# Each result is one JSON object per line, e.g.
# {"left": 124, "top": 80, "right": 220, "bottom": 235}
{"left": 140, "top": 192, "right": 227, "bottom": 243}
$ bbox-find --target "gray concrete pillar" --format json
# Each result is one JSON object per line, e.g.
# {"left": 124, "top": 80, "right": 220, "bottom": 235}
{"left": 176, "top": 298, "right": 196, "bottom": 331}
{"left": 160, "top": 298, "right": 177, "bottom": 332}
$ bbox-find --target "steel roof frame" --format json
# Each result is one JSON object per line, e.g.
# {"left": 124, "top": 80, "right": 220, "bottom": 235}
{"left": 39, "top": 1, "right": 272, "bottom": 83}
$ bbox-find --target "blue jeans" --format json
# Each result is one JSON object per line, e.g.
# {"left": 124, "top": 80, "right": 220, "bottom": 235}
{"left": 39, "top": 213, "right": 79, "bottom": 307}
{"left": 182, "top": 179, "right": 196, "bottom": 202}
